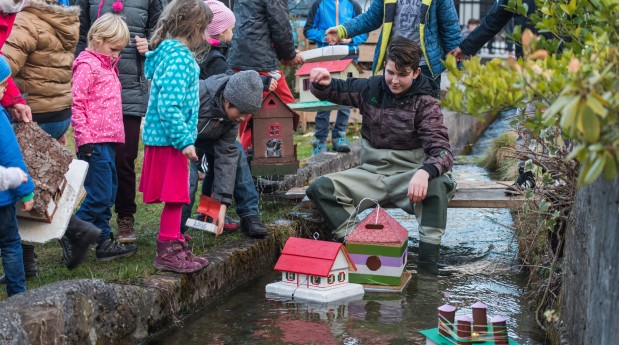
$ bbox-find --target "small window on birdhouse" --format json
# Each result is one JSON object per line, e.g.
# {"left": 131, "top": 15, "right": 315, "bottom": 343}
{"left": 265, "top": 98, "right": 277, "bottom": 108}
{"left": 338, "top": 271, "right": 346, "bottom": 282}
{"left": 286, "top": 272, "right": 296, "bottom": 281}
{"left": 303, "top": 78, "right": 310, "bottom": 91}
{"left": 327, "top": 274, "right": 335, "bottom": 284}
{"left": 311, "top": 276, "right": 321, "bottom": 285}
{"left": 268, "top": 123, "right": 281, "bottom": 138}
{"left": 347, "top": 72, "right": 353, "bottom": 78}
{"left": 366, "top": 255, "right": 382, "bottom": 271}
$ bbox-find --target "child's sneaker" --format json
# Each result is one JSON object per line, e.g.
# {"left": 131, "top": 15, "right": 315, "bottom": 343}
{"left": 332, "top": 133, "right": 351, "bottom": 153}
{"left": 311, "top": 139, "right": 327, "bottom": 155}
{"left": 95, "top": 234, "right": 137, "bottom": 261}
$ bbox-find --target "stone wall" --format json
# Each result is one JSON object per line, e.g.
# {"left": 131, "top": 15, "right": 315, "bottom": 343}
{"left": 561, "top": 176, "right": 619, "bottom": 344}
{"left": 0, "top": 238, "right": 278, "bottom": 344}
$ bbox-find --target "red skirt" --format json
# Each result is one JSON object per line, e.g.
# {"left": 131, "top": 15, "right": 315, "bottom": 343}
{"left": 139, "top": 146, "right": 190, "bottom": 204}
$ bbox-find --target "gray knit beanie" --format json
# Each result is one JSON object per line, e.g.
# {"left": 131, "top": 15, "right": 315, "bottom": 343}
{"left": 223, "top": 70, "right": 263, "bottom": 114}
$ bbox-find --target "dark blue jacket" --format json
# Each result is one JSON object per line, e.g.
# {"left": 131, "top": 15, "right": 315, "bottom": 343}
{"left": 459, "top": 0, "right": 537, "bottom": 58}
{"left": 0, "top": 108, "right": 34, "bottom": 207}
{"left": 303, "top": 0, "right": 368, "bottom": 55}
{"left": 341, "top": 0, "right": 461, "bottom": 78}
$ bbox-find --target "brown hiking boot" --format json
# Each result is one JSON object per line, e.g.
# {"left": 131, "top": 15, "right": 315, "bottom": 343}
{"left": 180, "top": 240, "right": 209, "bottom": 268}
{"left": 154, "top": 239, "right": 203, "bottom": 273}
{"left": 117, "top": 216, "right": 137, "bottom": 243}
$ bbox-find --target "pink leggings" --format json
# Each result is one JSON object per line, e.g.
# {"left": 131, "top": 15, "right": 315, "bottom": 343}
{"left": 158, "top": 202, "right": 184, "bottom": 241}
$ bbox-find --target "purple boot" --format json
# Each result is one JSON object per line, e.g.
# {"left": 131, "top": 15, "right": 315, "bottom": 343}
{"left": 179, "top": 238, "right": 209, "bottom": 268}
{"left": 154, "top": 239, "right": 203, "bottom": 273}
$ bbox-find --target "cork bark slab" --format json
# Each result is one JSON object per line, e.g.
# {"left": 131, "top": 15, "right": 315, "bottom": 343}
{"left": 18, "top": 160, "right": 89, "bottom": 244}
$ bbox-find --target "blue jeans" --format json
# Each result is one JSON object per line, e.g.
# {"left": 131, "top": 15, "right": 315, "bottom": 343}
{"left": 37, "top": 117, "right": 71, "bottom": 140}
{"left": 75, "top": 143, "right": 118, "bottom": 243}
{"left": 181, "top": 141, "right": 259, "bottom": 232}
{"left": 314, "top": 108, "right": 351, "bottom": 143}
{"left": 0, "top": 204, "right": 26, "bottom": 296}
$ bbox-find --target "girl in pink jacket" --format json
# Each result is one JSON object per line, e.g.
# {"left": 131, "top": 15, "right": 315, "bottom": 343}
{"left": 71, "top": 13, "right": 136, "bottom": 261}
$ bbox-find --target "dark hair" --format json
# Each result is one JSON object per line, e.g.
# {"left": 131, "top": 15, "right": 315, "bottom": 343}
{"left": 467, "top": 18, "right": 481, "bottom": 26}
{"left": 150, "top": 0, "right": 213, "bottom": 59}
{"left": 385, "top": 36, "right": 422, "bottom": 72}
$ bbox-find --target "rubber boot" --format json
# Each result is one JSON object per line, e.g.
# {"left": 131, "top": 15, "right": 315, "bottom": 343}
{"left": 0, "top": 243, "right": 38, "bottom": 284}
{"left": 60, "top": 216, "right": 102, "bottom": 270}
{"left": 417, "top": 242, "right": 453, "bottom": 276}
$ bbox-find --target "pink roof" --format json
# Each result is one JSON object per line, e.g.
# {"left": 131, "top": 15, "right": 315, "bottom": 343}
{"left": 274, "top": 237, "right": 356, "bottom": 277}
{"left": 295, "top": 59, "right": 358, "bottom": 76}
{"left": 346, "top": 208, "right": 408, "bottom": 245}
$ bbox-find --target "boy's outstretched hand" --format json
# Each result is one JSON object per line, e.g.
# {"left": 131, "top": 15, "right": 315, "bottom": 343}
{"left": 309, "top": 68, "right": 332, "bottom": 86}
{"left": 182, "top": 145, "right": 199, "bottom": 161}
{"left": 408, "top": 170, "right": 430, "bottom": 203}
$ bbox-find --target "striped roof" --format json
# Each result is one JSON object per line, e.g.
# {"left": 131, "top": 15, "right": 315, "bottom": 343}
{"left": 274, "top": 237, "right": 356, "bottom": 277}
{"left": 346, "top": 208, "right": 408, "bottom": 245}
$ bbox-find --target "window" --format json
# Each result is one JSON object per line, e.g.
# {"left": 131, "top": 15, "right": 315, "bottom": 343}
{"left": 303, "top": 78, "right": 310, "bottom": 91}
{"left": 347, "top": 72, "right": 353, "bottom": 78}
{"left": 338, "top": 272, "right": 346, "bottom": 282}
{"left": 286, "top": 272, "right": 296, "bottom": 281}
{"left": 311, "top": 276, "right": 321, "bottom": 285}
{"left": 268, "top": 124, "right": 281, "bottom": 138}
{"left": 327, "top": 274, "right": 335, "bottom": 284}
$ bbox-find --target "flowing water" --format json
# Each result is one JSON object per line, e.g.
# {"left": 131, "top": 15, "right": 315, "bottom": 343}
{"left": 148, "top": 110, "right": 547, "bottom": 345}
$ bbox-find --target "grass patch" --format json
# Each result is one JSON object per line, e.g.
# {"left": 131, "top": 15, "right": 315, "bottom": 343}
{"left": 1, "top": 122, "right": 360, "bottom": 299}
{"left": 477, "top": 132, "right": 519, "bottom": 180}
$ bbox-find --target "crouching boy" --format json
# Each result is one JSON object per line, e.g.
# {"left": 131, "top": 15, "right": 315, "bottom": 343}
{"left": 194, "top": 70, "right": 269, "bottom": 238}
{"left": 306, "top": 37, "right": 456, "bottom": 275}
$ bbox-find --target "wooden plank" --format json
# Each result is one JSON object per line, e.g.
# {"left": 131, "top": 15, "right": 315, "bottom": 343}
{"left": 365, "top": 29, "right": 381, "bottom": 44}
{"left": 291, "top": 183, "right": 526, "bottom": 209}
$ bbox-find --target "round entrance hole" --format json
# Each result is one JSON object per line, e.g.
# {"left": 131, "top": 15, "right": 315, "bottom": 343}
{"left": 366, "top": 255, "right": 382, "bottom": 271}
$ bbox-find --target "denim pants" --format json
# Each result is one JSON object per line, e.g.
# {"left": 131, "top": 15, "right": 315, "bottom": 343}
{"left": 37, "top": 117, "right": 71, "bottom": 140}
{"left": 314, "top": 108, "right": 351, "bottom": 143}
{"left": 75, "top": 143, "right": 118, "bottom": 243}
{"left": 0, "top": 204, "right": 26, "bottom": 296}
{"left": 181, "top": 141, "right": 259, "bottom": 232}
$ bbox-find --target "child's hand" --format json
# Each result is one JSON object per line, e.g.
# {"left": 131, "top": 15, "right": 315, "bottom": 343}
{"left": 309, "top": 68, "right": 331, "bottom": 86}
{"left": 9, "top": 104, "right": 32, "bottom": 123}
{"left": 269, "top": 79, "right": 278, "bottom": 92}
{"left": 182, "top": 145, "right": 199, "bottom": 161}
{"left": 21, "top": 199, "right": 33, "bottom": 212}
{"left": 135, "top": 35, "right": 149, "bottom": 55}
{"left": 282, "top": 51, "right": 304, "bottom": 66}
{"left": 214, "top": 204, "right": 227, "bottom": 236}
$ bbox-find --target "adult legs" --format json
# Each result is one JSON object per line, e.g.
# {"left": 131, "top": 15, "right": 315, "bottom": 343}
{"left": 115, "top": 116, "right": 142, "bottom": 242}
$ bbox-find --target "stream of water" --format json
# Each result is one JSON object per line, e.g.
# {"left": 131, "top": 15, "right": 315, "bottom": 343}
{"left": 148, "top": 110, "right": 547, "bottom": 345}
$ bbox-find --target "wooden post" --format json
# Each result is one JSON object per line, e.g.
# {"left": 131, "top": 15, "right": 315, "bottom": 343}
{"left": 437, "top": 304, "right": 456, "bottom": 336}
{"left": 456, "top": 315, "right": 473, "bottom": 345}
{"left": 472, "top": 301, "right": 488, "bottom": 334}
{"left": 491, "top": 316, "right": 509, "bottom": 345}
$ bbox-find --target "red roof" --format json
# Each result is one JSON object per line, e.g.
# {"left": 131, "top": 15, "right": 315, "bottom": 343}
{"left": 274, "top": 237, "right": 357, "bottom": 277}
{"left": 346, "top": 208, "right": 408, "bottom": 245}
{"left": 295, "top": 59, "right": 358, "bottom": 76}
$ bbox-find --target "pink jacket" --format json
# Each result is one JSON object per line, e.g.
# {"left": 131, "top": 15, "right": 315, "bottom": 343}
{"left": 71, "top": 49, "right": 124, "bottom": 149}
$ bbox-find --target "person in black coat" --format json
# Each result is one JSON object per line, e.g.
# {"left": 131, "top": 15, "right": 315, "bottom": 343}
{"left": 75, "top": 0, "right": 164, "bottom": 243}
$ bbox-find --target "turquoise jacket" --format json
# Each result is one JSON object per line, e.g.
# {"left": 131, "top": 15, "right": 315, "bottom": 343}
{"left": 142, "top": 39, "right": 199, "bottom": 150}
{"left": 340, "top": 0, "right": 461, "bottom": 78}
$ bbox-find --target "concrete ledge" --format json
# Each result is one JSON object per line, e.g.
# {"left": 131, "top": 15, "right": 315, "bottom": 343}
{"left": 0, "top": 237, "right": 279, "bottom": 344}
